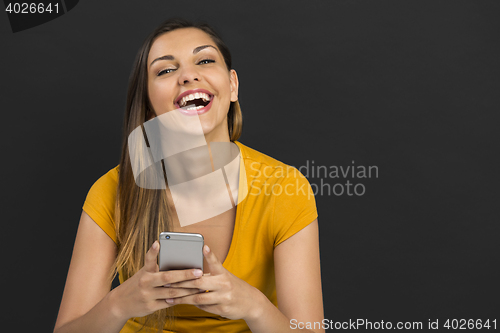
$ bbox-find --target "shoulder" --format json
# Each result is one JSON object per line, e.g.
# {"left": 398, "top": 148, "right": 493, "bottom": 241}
{"left": 234, "top": 142, "right": 318, "bottom": 246}
{"left": 235, "top": 140, "right": 308, "bottom": 187}
{"left": 235, "top": 141, "right": 285, "bottom": 168}
{"left": 82, "top": 165, "right": 120, "bottom": 244}
{"left": 86, "top": 165, "right": 120, "bottom": 195}
{"left": 95, "top": 165, "right": 120, "bottom": 186}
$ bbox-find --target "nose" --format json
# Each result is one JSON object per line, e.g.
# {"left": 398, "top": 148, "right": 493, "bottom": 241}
{"left": 177, "top": 64, "right": 200, "bottom": 85}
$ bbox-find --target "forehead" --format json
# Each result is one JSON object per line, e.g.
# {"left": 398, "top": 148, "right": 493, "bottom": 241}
{"left": 148, "top": 28, "right": 217, "bottom": 61}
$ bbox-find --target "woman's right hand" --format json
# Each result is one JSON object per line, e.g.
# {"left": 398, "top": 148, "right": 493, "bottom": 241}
{"left": 107, "top": 241, "right": 203, "bottom": 319}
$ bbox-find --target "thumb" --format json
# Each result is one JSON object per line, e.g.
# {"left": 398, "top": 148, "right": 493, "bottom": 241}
{"left": 203, "top": 245, "right": 225, "bottom": 275}
{"left": 144, "top": 241, "right": 160, "bottom": 272}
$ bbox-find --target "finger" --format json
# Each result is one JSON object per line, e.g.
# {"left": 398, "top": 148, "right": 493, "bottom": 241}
{"left": 144, "top": 241, "right": 160, "bottom": 273}
{"left": 149, "top": 299, "right": 177, "bottom": 312}
{"left": 168, "top": 275, "right": 218, "bottom": 291}
{"left": 195, "top": 304, "right": 220, "bottom": 314}
{"left": 204, "top": 245, "right": 225, "bottom": 275}
{"left": 154, "top": 286, "right": 202, "bottom": 300}
{"left": 150, "top": 268, "right": 204, "bottom": 287}
{"left": 165, "top": 289, "right": 216, "bottom": 306}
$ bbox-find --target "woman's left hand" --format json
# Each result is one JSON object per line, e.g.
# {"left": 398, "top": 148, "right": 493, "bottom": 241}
{"left": 165, "top": 245, "right": 264, "bottom": 321}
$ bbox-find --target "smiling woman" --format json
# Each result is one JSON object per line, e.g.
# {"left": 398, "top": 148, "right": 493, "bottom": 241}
{"left": 146, "top": 26, "right": 241, "bottom": 142}
{"left": 53, "top": 18, "right": 324, "bottom": 333}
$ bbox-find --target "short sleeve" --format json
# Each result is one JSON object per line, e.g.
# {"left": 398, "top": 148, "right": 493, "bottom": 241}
{"left": 273, "top": 167, "right": 318, "bottom": 247}
{"left": 82, "top": 166, "right": 119, "bottom": 244}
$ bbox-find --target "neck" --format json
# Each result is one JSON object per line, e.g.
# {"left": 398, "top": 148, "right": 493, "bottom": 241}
{"left": 163, "top": 141, "right": 238, "bottom": 186}
{"left": 203, "top": 117, "right": 231, "bottom": 144}
{"left": 163, "top": 141, "right": 241, "bottom": 226}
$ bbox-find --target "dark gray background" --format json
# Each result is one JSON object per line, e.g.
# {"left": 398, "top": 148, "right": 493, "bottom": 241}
{"left": 1, "top": 0, "right": 499, "bottom": 331}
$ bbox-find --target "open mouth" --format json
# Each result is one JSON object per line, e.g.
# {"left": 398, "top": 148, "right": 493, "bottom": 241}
{"left": 176, "top": 91, "right": 213, "bottom": 111}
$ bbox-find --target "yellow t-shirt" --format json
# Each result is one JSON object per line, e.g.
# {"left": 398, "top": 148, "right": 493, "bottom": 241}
{"left": 82, "top": 140, "right": 318, "bottom": 333}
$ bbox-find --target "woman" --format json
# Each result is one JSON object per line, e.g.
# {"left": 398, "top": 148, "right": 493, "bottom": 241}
{"left": 54, "top": 18, "right": 324, "bottom": 333}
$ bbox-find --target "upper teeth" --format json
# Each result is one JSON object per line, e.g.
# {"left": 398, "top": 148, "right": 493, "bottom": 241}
{"left": 178, "top": 92, "right": 211, "bottom": 107}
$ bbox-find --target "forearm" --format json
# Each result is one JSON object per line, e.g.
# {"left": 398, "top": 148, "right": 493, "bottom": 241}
{"left": 54, "top": 290, "right": 128, "bottom": 333}
{"left": 244, "top": 293, "right": 318, "bottom": 333}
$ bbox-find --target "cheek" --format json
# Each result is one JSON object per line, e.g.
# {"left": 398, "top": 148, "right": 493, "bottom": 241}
{"left": 206, "top": 68, "right": 232, "bottom": 94}
{"left": 150, "top": 88, "right": 162, "bottom": 105}
{"left": 149, "top": 82, "right": 174, "bottom": 109}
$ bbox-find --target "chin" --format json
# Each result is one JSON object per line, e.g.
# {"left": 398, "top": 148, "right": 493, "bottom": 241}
{"left": 201, "top": 125, "right": 217, "bottom": 136}
{"left": 200, "top": 119, "right": 225, "bottom": 140}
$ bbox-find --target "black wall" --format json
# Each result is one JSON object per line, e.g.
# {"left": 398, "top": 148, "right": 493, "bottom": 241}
{"left": 1, "top": 0, "right": 499, "bottom": 331}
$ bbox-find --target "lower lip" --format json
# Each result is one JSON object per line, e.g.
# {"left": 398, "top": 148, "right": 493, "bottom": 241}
{"left": 175, "top": 98, "right": 213, "bottom": 116}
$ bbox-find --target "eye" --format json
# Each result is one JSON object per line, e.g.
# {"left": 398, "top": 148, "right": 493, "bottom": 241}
{"left": 157, "top": 68, "right": 176, "bottom": 76}
{"left": 156, "top": 59, "right": 214, "bottom": 76}
{"left": 198, "top": 58, "right": 215, "bottom": 65}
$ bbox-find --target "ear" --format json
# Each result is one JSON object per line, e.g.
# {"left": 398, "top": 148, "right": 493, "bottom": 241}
{"left": 229, "top": 69, "right": 239, "bottom": 102}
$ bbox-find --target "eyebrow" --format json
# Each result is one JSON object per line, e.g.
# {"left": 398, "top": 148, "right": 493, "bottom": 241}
{"left": 149, "top": 44, "right": 217, "bottom": 69}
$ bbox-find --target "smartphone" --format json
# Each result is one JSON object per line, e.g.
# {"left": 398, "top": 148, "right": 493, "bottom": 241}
{"left": 158, "top": 232, "right": 204, "bottom": 271}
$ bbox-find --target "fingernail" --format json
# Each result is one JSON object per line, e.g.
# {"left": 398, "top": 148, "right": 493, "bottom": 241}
{"left": 193, "top": 269, "right": 203, "bottom": 277}
{"left": 152, "top": 241, "right": 159, "bottom": 250}
{"left": 204, "top": 245, "right": 210, "bottom": 253}
{"left": 166, "top": 298, "right": 174, "bottom": 304}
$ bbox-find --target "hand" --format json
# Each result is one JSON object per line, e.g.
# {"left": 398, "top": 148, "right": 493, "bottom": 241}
{"left": 165, "top": 245, "right": 265, "bottom": 321}
{"left": 108, "top": 241, "right": 204, "bottom": 319}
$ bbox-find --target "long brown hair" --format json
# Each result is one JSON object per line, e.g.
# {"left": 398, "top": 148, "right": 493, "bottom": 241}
{"left": 112, "top": 18, "right": 243, "bottom": 331}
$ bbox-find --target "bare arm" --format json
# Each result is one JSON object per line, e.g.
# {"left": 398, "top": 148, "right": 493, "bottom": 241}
{"left": 54, "top": 211, "right": 205, "bottom": 333}
{"left": 245, "top": 219, "right": 325, "bottom": 333}
{"left": 53, "top": 211, "right": 125, "bottom": 333}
